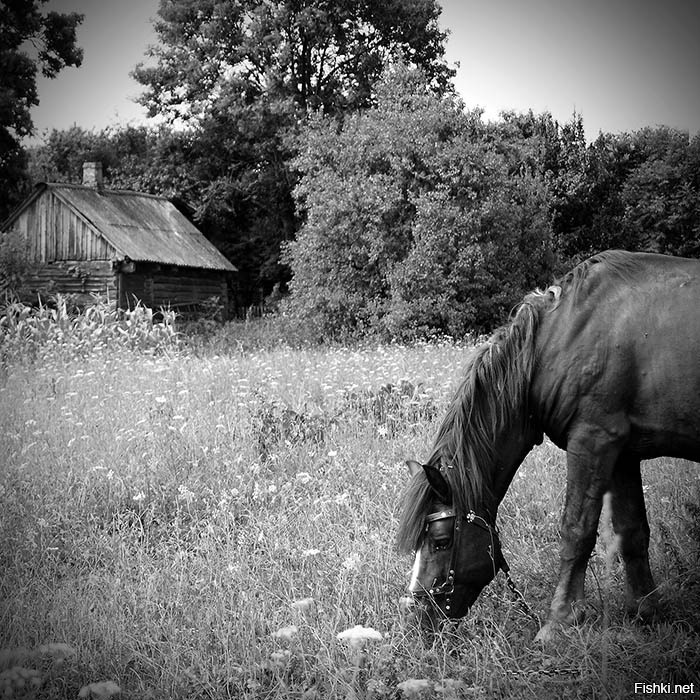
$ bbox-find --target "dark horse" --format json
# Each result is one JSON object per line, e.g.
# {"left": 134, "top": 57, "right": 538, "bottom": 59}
{"left": 397, "top": 250, "right": 700, "bottom": 641}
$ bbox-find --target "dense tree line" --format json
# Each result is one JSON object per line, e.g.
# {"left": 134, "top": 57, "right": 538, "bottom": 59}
{"left": 4, "top": 0, "right": 700, "bottom": 336}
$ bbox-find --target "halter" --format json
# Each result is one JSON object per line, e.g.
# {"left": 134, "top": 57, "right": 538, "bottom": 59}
{"left": 419, "top": 508, "right": 506, "bottom": 613}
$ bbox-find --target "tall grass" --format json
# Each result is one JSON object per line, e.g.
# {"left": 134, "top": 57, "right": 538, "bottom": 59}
{"left": 1, "top": 302, "right": 699, "bottom": 699}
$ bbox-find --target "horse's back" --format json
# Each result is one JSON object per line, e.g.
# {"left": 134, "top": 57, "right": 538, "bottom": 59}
{"left": 534, "top": 251, "right": 700, "bottom": 460}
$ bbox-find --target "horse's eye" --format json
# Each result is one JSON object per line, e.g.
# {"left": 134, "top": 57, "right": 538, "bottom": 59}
{"left": 433, "top": 538, "right": 451, "bottom": 551}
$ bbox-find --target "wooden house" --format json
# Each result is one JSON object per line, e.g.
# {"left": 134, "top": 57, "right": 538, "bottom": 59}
{"left": 2, "top": 162, "right": 237, "bottom": 316}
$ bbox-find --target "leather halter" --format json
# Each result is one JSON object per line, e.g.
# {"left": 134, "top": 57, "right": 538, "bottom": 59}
{"left": 419, "top": 508, "right": 504, "bottom": 613}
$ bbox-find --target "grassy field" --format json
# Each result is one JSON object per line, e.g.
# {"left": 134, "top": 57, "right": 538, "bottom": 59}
{"left": 1, "top": 305, "right": 700, "bottom": 699}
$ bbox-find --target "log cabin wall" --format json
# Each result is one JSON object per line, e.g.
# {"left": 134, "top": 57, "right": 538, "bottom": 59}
{"left": 151, "top": 268, "right": 228, "bottom": 311}
{"left": 21, "top": 261, "right": 116, "bottom": 305}
{"left": 119, "top": 263, "right": 229, "bottom": 316}
{"left": 3, "top": 175, "right": 236, "bottom": 317}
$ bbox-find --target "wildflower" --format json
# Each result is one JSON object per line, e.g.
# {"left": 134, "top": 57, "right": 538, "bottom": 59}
{"left": 177, "top": 484, "right": 195, "bottom": 503}
{"left": 342, "top": 555, "right": 360, "bottom": 571}
{"left": 37, "top": 642, "right": 76, "bottom": 663}
{"left": 327, "top": 450, "right": 338, "bottom": 458}
{"left": 272, "top": 625, "right": 298, "bottom": 642}
{"left": 295, "top": 471, "right": 312, "bottom": 485}
{"left": 77, "top": 680, "right": 121, "bottom": 699}
{"left": 133, "top": 491, "right": 145, "bottom": 503}
{"left": 397, "top": 678, "right": 432, "bottom": 698}
{"left": 336, "top": 625, "right": 383, "bottom": 649}
{"left": 155, "top": 396, "right": 167, "bottom": 404}
{"left": 334, "top": 492, "right": 350, "bottom": 506}
{"left": 302, "top": 549, "right": 321, "bottom": 557}
{"left": 269, "top": 650, "right": 291, "bottom": 669}
{"left": 291, "top": 597, "right": 315, "bottom": 613}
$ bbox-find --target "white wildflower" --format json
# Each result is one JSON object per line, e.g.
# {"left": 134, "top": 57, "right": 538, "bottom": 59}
{"left": 291, "top": 597, "right": 315, "bottom": 613}
{"left": 272, "top": 625, "right": 298, "bottom": 642}
{"left": 269, "top": 649, "right": 290, "bottom": 669}
{"left": 78, "top": 680, "right": 121, "bottom": 699}
{"left": 397, "top": 678, "right": 433, "bottom": 698}
{"left": 336, "top": 625, "right": 383, "bottom": 648}
{"left": 343, "top": 555, "right": 360, "bottom": 571}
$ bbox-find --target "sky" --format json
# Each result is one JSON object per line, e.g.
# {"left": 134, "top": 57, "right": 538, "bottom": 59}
{"left": 29, "top": 0, "right": 700, "bottom": 144}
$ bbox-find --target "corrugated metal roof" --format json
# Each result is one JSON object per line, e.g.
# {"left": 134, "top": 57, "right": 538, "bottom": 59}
{"left": 48, "top": 184, "right": 236, "bottom": 272}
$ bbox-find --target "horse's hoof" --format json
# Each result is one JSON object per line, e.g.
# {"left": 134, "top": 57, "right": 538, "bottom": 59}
{"left": 534, "top": 622, "right": 560, "bottom": 645}
{"left": 535, "top": 622, "right": 558, "bottom": 646}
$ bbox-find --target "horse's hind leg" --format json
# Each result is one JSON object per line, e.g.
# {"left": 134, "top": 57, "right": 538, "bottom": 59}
{"left": 609, "top": 454, "right": 658, "bottom": 620}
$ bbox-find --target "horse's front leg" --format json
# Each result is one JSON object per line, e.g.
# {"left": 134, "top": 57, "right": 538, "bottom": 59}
{"left": 535, "top": 434, "right": 618, "bottom": 642}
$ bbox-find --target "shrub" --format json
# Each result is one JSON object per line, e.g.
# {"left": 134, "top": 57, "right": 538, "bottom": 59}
{"left": 0, "top": 229, "right": 29, "bottom": 298}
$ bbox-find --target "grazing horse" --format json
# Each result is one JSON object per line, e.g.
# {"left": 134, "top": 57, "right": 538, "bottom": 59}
{"left": 397, "top": 250, "right": 700, "bottom": 641}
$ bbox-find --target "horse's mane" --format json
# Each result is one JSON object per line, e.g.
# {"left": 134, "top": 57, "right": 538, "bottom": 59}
{"left": 396, "top": 295, "right": 546, "bottom": 552}
{"left": 396, "top": 250, "right": 638, "bottom": 553}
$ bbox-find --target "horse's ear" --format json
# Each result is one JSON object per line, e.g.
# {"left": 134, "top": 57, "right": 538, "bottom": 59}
{"left": 422, "top": 463, "right": 452, "bottom": 504}
{"left": 406, "top": 460, "right": 423, "bottom": 477}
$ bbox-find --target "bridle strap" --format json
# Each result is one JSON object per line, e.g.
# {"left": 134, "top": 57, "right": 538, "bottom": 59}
{"left": 421, "top": 508, "right": 506, "bottom": 609}
{"left": 425, "top": 508, "right": 457, "bottom": 523}
{"left": 424, "top": 509, "right": 462, "bottom": 604}
{"left": 419, "top": 508, "right": 536, "bottom": 622}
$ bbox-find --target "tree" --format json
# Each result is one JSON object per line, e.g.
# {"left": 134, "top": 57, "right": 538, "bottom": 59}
{"left": 619, "top": 127, "right": 700, "bottom": 256}
{"left": 284, "top": 66, "right": 556, "bottom": 338}
{"left": 551, "top": 126, "right": 700, "bottom": 265}
{"left": 129, "top": 0, "right": 454, "bottom": 305}
{"left": 134, "top": 0, "right": 454, "bottom": 121}
{"left": 0, "top": 0, "right": 83, "bottom": 219}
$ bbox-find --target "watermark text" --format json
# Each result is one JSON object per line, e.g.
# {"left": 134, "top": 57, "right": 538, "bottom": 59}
{"left": 634, "top": 683, "right": 696, "bottom": 695}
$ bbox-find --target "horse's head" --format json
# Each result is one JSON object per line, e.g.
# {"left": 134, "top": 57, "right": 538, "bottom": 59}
{"left": 401, "top": 460, "right": 506, "bottom": 630}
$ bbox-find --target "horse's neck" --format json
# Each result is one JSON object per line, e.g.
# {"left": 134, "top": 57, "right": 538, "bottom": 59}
{"left": 491, "top": 421, "right": 542, "bottom": 509}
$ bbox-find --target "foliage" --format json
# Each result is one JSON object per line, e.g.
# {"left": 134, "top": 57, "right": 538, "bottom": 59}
{"left": 0, "top": 229, "right": 29, "bottom": 297}
{"left": 284, "top": 66, "right": 556, "bottom": 339}
{"left": 552, "top": 127, "right": 700, "bottom": 264}
{"left": 0, "top": 295, "right": 178, "bottom": 364}
{"left": 122, "top": 0, "right": 455, "bottom": 306}
{"left": 0, "top": 0, "right": 83, "bottom": 219}
{"left": 19, "top": 0, "right": 700, "bottom": 335}
{"left": 133, "top": 0, "right": 454, "bottom": 121}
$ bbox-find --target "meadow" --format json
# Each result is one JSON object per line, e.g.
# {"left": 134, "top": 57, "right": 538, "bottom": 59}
{"left": 1, "top": 301, "right": 700, "bottom": 699}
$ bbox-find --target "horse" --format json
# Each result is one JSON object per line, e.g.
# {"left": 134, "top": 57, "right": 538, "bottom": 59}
{"left": 397, "top": 250, "right": 700, "bottom": 641}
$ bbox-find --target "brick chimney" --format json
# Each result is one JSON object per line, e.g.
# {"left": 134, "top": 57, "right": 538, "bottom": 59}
{"left": 82, "top": 161, "right": 103, "bottom": 189}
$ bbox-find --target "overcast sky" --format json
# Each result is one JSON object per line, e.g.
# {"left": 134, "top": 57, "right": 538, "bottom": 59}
{"left": 30, "top": 0, "right": 700, "bottom": 143}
